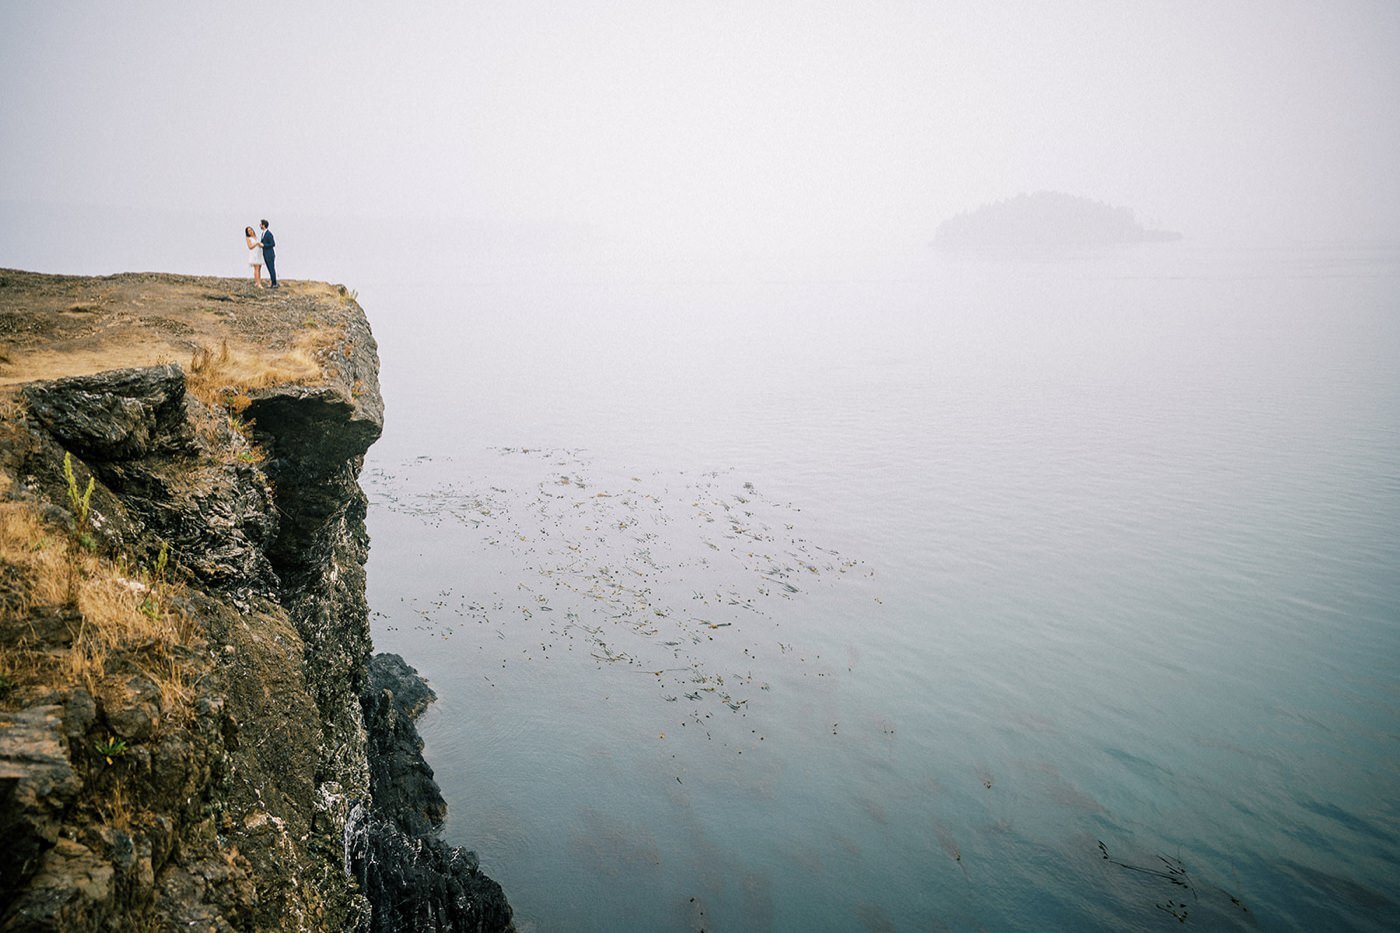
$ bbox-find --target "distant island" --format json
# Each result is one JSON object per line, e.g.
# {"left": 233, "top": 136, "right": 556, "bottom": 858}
{"left": 934, "top": 191, "right": 1182, "bottom": 248}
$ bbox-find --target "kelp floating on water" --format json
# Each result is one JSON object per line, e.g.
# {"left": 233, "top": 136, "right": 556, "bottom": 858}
{"left": 1097, "top": 840, "right": 1251, "bottom": 925}
{"left": 365, "top": 447, "right": 872, "bottom": 718}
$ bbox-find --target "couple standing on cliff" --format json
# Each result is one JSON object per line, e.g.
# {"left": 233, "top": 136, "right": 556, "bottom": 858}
{"left": 244, "top": 219, "right": 278, "bottom": 288}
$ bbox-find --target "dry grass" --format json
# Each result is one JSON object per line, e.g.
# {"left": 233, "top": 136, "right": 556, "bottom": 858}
{"left": 140, "top": 653, "right": 195, "bottom": 725}
{"left": 0, "top": 495, "right": 195, "bottom": 706}
{"left": 1, "top": 463, "right": 201, "bottom": 843}
{"left": 62, "top": 637, "right": 107, "bottom": 694}
{"left": 0, "top": 500, "right": 70, "bottom": 610}
{"left": 0, "top": 271, "right": 359, "bottom": 389}
{"left": 76, "top": 564, "right": 191, "bottom": 650}
{"left": 0, "top": 405, "right": 24, "bottom": 467}
{"left": 185, "top": 336, "right": 334, "bottom": 466}
{"left": 96, "top": 776, "right": 133, "bottom": 830}
{"left": 185, "top": 337, "right": 325, "bottom": 409}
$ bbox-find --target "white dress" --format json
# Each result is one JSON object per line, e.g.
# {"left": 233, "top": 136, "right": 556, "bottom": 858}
{"left": 248, "top": 238, "right": 264, "bottom": 267}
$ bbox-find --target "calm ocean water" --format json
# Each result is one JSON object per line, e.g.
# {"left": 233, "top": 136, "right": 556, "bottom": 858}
{"left": 362, "top": 244, "right": 1400, "bottom": 931}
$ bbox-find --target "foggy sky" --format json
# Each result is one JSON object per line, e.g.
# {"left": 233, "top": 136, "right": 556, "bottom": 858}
{"left": 3, "top": 1, "right": 1398, "bottom": 258}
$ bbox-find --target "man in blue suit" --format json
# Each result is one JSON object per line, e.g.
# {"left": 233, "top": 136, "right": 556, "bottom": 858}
{"left": 259, "top": 219, "right": 278, "bottom": 288}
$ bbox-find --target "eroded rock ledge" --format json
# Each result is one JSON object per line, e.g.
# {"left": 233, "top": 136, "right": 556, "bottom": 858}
{"left": 0, "top": 270, "right": 512, "bottom": 931}
{"left": 352, "top": 655, "right": 513, "bottom": 932}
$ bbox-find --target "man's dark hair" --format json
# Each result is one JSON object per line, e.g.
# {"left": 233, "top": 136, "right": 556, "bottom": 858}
{"left": 260, "top": 219, "right": 269, "bottom": 229}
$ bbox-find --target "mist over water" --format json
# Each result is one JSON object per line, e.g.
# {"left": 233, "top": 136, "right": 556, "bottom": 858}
{"left": 5, "top": 3, "right": 1400, "bottom": 929}
{"left": 4, "top": 198, "right": 1398, "bottom": 927}
{"left": 358, "top": 241, "right": 1400, "bottom": 931}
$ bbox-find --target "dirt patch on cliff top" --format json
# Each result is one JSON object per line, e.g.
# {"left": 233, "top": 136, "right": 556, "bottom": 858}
{"left": 0, "top": 269, "right": 360, "bottom": 393}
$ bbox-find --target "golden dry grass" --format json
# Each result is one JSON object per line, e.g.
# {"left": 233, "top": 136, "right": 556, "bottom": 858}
{"left": 185, "top": 336, "right": 325, "bottom": 409}
{"left": 76, "top": 563, "right": 192, "bottom": 650}
{"left": 0, "top": 495, "right": 195, "bottom": 704}
{"left": 139, "top": 653, "right": 194, "bottom": 723}
{"left": 0, "top": 271, "right": 354, "bottom": 389}
{"left": 0, "top": 499, "right": 70, "bottom": 610}
{"left": 96, "top": 776, "right": 133, "bottom": 830}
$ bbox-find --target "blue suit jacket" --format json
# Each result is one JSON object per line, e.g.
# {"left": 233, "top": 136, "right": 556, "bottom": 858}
{"left": 260, "top": 230, "right": 276, "bottom": 253}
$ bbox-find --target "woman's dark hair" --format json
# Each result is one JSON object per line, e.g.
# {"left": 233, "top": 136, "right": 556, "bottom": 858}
{"left": 245, "top": 226, "right": 255, "bottom": 237}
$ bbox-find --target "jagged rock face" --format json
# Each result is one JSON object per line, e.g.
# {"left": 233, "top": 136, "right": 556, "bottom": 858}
{"left": 19, "top": 365, "right": 280, "bottom": 594}
{"left": 21, "top": 365, "right": 193, "bottom": 462}
{"left": 353, "top": 654, "right": 514, "bottom": 932}
{"left": 1, "top": 289, "right": 512, "bottom": 931}
{"left": 0, "top": 706, "right": 83, "bottom": 905}
{"left": 2, "top": 358, "right": 376, "bottom": 929}
{"left": 249, "top": 389, "right": 382, "bottom": 820}
{"left": 349, "top": 808, "right": 513, "bottom": 933}
{"left": 362, "top": 653, "right": 447, "bottom": 837}
{"left": 0, "top": 664, "right": 251, "bottom": 929}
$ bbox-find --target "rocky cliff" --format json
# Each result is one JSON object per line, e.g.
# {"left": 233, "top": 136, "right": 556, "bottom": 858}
{"left": 0, "top": 270, "right": 511, "bottom": 931}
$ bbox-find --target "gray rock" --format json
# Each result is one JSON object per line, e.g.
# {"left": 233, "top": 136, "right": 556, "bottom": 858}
{"left": 354, "top": 654, "right": 513, "bottom": 932}
{"left": 368, "top": 652, "right": 436, "bottom": 719}
{"left": 362, "top": 653, "right": 445, "bottom": 837}
{"left": 22, "top": 364, "right": 193, "bottom": 461}
{"left": 62, "top": 690, "right": 97, "bottom": 742}
{"left": 99, "top": 675, "right": 163, "bottom": 744}
{"left": 3, "top": 837, "right": 115, "bottom": 930}
{"left": 0, "top": 705, "right": 83, "bottom": 906}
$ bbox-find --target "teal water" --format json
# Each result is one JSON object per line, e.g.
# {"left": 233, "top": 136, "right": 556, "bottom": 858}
{"left": 362, "top": 244, "right": 1400, "bottom": 931}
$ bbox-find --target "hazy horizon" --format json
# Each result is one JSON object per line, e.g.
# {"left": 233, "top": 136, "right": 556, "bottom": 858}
{"left": 4, "top": 1, "right": 1399, "bottom": 273}
{"left": 3, "top": 7, "right": 1399, "bottom": 929}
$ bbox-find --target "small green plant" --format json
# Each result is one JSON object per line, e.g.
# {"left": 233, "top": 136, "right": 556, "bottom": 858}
{"left": 152, "top": 539, "right": 169, "bottom": 584}
{"left": 139, "top": 540, "right": 171, "bottom": 619}
{"left": 225, "top": 415, "right": 267, "bottom": 465}
{"left": 63, "top": 451, "right": 95, "bottom": 536}
{"left": 227, "top": 413, "right": 254, "bottom": 440}
{"left": 62, "top": 451, "right": 97, "bottom": 604}
{"left": 95, "top": 735, "right": 127, "bottom": 765}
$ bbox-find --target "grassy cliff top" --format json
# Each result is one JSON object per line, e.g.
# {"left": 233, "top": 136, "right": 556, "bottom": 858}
{"left": 0, "top": 269, "right": 367, "bottom": 402}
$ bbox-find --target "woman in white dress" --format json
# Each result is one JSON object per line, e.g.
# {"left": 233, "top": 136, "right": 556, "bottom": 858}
{"left": 245, "top": 226, "right": 265, "bottom": 287}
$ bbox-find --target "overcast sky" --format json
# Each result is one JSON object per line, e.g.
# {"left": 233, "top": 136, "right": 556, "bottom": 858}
{"left": 2, "top": 1, "right": 1398, "bottom": 258}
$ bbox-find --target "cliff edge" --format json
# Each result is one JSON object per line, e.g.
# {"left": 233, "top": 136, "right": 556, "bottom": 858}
{"left": 0, "top": 270, "right": 511, "bottom": 931}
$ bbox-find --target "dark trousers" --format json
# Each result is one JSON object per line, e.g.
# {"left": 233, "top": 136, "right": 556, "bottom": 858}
{"left": 264, "top": 249, "right": 277, "bottom": 286}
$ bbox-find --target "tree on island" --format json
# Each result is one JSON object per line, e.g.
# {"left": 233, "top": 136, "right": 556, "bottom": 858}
{"left": 934, "top": 191, "right": 1181, "bottom": 248}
